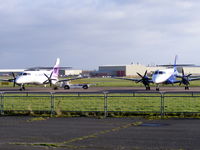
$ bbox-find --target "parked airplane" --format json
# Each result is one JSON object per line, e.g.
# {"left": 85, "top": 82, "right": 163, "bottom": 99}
{"left": 115, "top": 56, "right": 200, "bottom": 91}
{"left": 0, "top": 58, "right": 89, "bottom": 90}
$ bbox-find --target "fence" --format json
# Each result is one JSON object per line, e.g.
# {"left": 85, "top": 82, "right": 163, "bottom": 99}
{"left": 1, "top": 91, "right": 200, "bottom": 117}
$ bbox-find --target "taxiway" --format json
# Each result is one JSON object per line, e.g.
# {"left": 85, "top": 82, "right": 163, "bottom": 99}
{"left": 0, "top": 86, "right": 200, "bottom": 93}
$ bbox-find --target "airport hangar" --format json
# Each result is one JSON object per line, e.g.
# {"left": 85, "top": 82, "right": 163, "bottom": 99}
{"left": 98, "top": 64, "right": 200, "bottom": 77}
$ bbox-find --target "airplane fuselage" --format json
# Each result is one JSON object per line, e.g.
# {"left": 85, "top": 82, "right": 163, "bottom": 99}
{"left": 15, "top": 71, "right": 58, "bottom": 85}
{"left": 152, "top": 68, "right": 178, "bottom": 84}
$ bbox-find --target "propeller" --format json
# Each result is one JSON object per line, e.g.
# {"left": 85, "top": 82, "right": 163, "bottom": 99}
{"left": 179, "top": 69, "right": 192, "bottom": 86}
{"left": 43, "top": 72, "right": 56, "bottom": 87}
{"left": 136, "top": 70, "right": 150, "bottom": 88}
{"left": 8, "top": 72, "right": 17, "bottom": 87}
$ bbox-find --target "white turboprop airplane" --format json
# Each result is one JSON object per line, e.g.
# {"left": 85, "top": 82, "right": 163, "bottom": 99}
{"left": 0, "top": 58, "right": 89, "bottom": 90}
{"left": 115, "top": 56, "right": 200, "bottom": 91}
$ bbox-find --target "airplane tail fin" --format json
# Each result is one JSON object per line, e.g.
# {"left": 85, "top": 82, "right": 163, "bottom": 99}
{"left": 52, "top": 58, "right": 60, "bottom": 79}
{"left": 173, "top": 55, "right": 178, "bottom": 72}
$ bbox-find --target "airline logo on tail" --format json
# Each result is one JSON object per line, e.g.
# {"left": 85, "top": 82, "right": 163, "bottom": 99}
{"left": 52, "top": 58, "right": 60, "bottom": 79}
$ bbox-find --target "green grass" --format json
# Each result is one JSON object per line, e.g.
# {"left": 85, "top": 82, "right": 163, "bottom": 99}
{"left": 71, "top": 77, "right": 139, "bottom": 87}
{"left": 71, "top": 77, "right": 200, "bottom": 87}
{"left": 1, "top": 77, "right": 200, "bottom": 117}
{"left": 1, "top": 92, "right": 200, "bottom": 117}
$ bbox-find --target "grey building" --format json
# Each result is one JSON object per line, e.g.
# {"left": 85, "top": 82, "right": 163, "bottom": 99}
{"left": 99, "top": 64, "right": 147, "bottom": 77}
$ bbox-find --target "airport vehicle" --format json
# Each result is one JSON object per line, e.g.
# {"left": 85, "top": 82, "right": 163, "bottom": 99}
{"left": 115, "top": 56, "right": 200, "bottom": 91}
{"left": 61, "top": 82, "right": 89, "bottom": 90}
{"left": 0, "top": 58, "right": 88, "bottom": 90}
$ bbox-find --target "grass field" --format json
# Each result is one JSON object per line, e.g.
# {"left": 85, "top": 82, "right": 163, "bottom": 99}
{"left": 1, "top": 77, "right": 200, "bottom": 117}
{"left": 1, "top": 92, "right": 200, "bottom": 117}
{"left": 71, "top": 77, "right": 200, "bottom": 87}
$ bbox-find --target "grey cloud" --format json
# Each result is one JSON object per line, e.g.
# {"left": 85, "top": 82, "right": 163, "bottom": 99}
{"left": 0, "top": 0, "right": 200, "bottom": 69}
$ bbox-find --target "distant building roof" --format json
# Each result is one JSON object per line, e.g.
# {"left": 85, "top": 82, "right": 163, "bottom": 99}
{"left": 0, "top": 69, "right": 25, "bottom": 72}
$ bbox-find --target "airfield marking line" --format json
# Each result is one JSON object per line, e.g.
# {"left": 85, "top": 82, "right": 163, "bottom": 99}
{"left": 9, "top": 121, "right": 143, "bottom": 149}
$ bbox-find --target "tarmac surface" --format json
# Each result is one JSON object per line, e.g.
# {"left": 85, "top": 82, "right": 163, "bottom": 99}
{"left": 0, "top": 116, "right": 200, "bottom": 150}
{"left": 0, "top": 87, "right": 200, "bottom": 149}
{"left": 1, "top": 86, "right": 200, "bottom": 93}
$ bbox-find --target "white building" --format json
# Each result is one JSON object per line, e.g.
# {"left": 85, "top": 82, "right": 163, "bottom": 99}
{"left": 64, "top": 70, "right": 82, "bottom": 76}
{"left": 99, "top": 64, "right": 200, "bottom": 77}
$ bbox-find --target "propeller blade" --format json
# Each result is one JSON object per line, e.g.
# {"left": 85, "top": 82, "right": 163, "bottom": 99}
{"left": 136, "top": 79, "right": 142, "bottom": 83}
{"left": 12, "top": 72, "right": 16, "bottom": 79}
{"left": 44, "top": 73, "right": 49, "bottom": 79}
{"left": 44, "top": 72, "right": 54, "bottom": 87}
{"left": 137, "top": 72, "right": 143, "bottom": 78}
{"left": 144, "top": 70, "right": 147, "bottom": 76}
{"left": 11, "top": 72, "right": 16, "bottom": 87}
{"left": 49, "top": 72, "right": 53, "bottom": 78}
{"left": 136, "top": 71, "right": 150, "bottom": 89}
{"left": 182, "top": 68, "right": 185, "bottom": 76}
{"left": 180, "top": 68, "right": 192, "bottom": 86}
{"left": 43, "top": 80, "right": 48, "bottom": 84}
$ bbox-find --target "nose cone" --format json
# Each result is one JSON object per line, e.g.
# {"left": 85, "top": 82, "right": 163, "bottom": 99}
{"left": 15, "top": 77, "right": 24, "bottom": 84}
{"left": 154, "top": 77, "right": 163, "bottom": 83}
{"left": 152, "top": 75, "right": 165, "bottom": 84}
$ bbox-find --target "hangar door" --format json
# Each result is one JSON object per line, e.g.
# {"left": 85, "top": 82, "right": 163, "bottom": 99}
{"left": 116, "top": 71, "right": 125, "bottom": 77}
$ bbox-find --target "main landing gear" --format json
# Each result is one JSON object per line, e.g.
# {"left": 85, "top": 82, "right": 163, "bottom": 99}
{"left": 145, "top": 86, "right": 150, "bottom": 90}
{"left": 185, "top": 86, "right": 189, "bottom": 90}
{"left": 156, "top": 84, "right": 160, "bottom": 91}
{"left": 19, "top": 84, "right": 25, "bottom": 91}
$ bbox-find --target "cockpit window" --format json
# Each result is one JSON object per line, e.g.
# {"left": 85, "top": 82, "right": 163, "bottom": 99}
{"left": 154, "top": 71, "right": 165, "bottom": 75}
{"left": 21, "top": 73, "right": 31, "bottom": 76}
{"left": 159, "top": 71, "right": 164, "bottom": 74}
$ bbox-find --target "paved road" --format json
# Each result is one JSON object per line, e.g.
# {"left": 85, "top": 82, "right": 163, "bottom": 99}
{"left": 0, "top": 117, "right": 200, "bottom": 150}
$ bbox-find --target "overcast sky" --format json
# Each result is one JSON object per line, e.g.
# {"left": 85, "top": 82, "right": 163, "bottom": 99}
{"left": 0, "top": 0, "right": 200, "bottom": 69}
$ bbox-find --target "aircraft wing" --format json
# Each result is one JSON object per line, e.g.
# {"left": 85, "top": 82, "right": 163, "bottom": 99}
{"left": 175, "top": 75, "right": 200, "bottom": 82}
{"left": 189, "top": 77, "right": 200, "bottom": 81}
{"left": 114, "top": 77, "right": 141, "bottom": 82}
{"left": 113, "top": 77, "right": 140, "bottom": 82}
{"left": 113, "top": 77, "right": 154, "bottom": 83}
{"left": 171, "top": 76, "right": 200, "bottom": 84}
{"left": 0, "top": 78, "right": 16, "bottom": 87}
{"left": 58, "top": 77, "right": 84, "bottom": 83}
{"left": 0, "top": 79, "right": 14, "bottom": 82}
